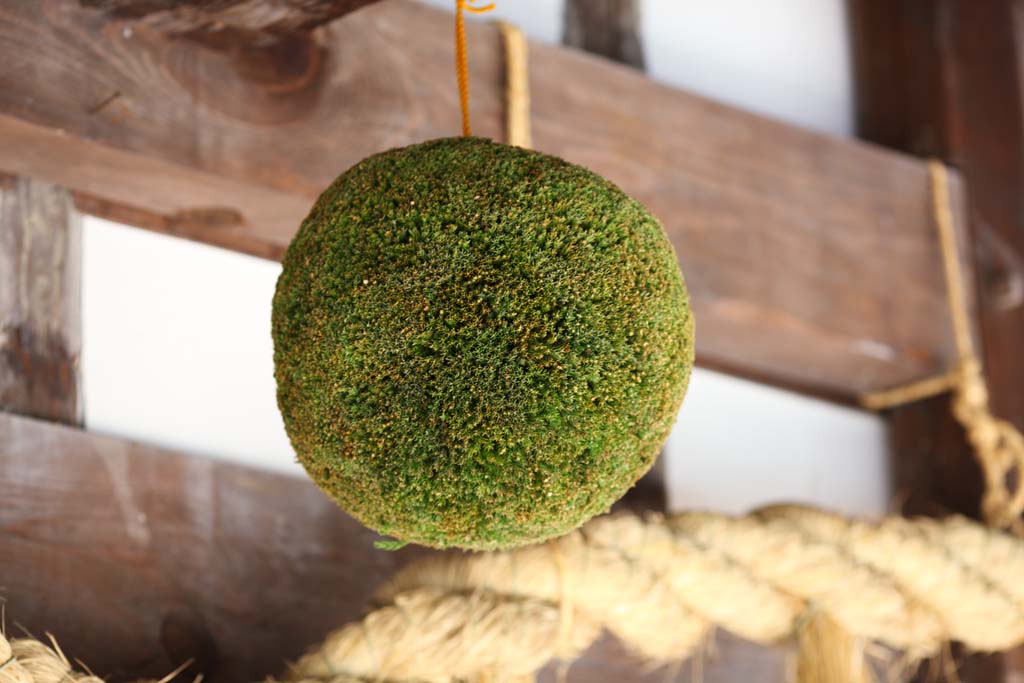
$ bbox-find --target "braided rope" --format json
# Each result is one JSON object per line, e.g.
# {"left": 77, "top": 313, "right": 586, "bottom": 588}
{"left": 0, "top": 633, "right": 102, "bottom": 683}
{"left": 4, "top": 507, "right": 1023, "bottom": 683}
{"left": 277, "top": 507, "right": 1024, "bottom": 683}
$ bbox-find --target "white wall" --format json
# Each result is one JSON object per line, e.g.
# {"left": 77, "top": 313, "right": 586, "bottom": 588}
{"left": 641, "top": 0, "right": 854, "bottom": 137}
{"left": 420, "top": 0, "right": 855, "bottom": 137}
{"left": 82, "top": 218, "right": 302, "bottom": 475}
{"left": 81, "top": 0, "right": 889, "bottom": 517}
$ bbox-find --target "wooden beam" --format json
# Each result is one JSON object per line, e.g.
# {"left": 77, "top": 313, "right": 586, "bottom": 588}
{"left": 848, "top": 0, "right": 1024, "bottom": 680}
{"left": 0, "top": 411, "right": 735, "bottom": 683}
{"left": 564, "top": 0, "right": 645, "bottom": 69}
{"left": 0, "top": 0, "right": 974, "bottom": 402}
{"left": 0, "top": 176, "right": 81, "bottom": 425}
{"left": 79, "top": 0, "right": 382, "bottom": 35}
{"left": 78, "top": 0, "right": 382, "bottom": 50}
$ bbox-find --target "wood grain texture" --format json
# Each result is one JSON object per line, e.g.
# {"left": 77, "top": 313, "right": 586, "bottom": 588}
{"left": 79, "top": 0, "right": 383, "bottom": 34}
{"left": 849, "top": 0, "right": 1024, "bottom": 680}
{"left": 0, "top": 176, "right": 81, "bottom": 424}
{"left": 0, "top": 0, "right": 975, "bottom": 401}
{"left": 0, "top": 412, "right": 784, "bottom": 683}
{"left": 78, "top": 0, "right": 382, "bottom": 52}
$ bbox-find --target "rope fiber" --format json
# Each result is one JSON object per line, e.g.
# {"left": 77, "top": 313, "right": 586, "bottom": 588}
{"left": 861, "top": 162, "right": 1024, "bottom": 535}
{"left": 6, "top": 508, "right": 1024, "bottom": 683}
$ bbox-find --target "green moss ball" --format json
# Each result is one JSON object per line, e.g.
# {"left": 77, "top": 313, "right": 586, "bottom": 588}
{"left": 272, "top": 137, "right": 693, "bottom": 550}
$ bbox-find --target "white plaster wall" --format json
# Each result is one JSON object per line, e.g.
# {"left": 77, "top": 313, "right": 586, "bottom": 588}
{"left": 415, "top": 0, "right": 565, "bottom": 44}
{"left": 420, "top": 0, "right": 855, "bottom": 137}
{"left": 82, "top": 0, "right": 889, "bottom": 517}
{"left": 82, "top": 218, "right": 302, "bottom": 475}
{"left": 641, "top": 0, "right": 855, "bottom": 137}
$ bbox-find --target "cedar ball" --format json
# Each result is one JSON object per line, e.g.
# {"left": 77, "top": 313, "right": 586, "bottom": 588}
{"left": 272, "top": 137, "right": 693, "bottom": 549}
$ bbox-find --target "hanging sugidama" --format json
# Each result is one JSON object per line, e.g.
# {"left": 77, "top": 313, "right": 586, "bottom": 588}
{"left": 272, "top": 0, "right": 694, "bottom": 550}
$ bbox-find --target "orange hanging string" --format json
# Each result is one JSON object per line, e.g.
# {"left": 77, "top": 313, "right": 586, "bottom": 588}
{"left": 455, "top": 0, "right": 495, "bottom": 136}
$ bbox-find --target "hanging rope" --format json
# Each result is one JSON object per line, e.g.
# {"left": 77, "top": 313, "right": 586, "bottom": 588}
{"left": 454, "top": 0, "right": 495, "bottom": 136}
{"left": 861, "top": 162, "right": 1024, "bottom": 535}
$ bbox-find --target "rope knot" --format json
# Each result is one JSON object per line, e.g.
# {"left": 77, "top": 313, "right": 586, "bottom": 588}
{"left": 946, "top": 356, "right": 1024, "bottom": 533}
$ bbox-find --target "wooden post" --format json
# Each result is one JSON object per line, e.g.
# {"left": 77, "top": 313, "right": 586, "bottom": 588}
{"left": 848, "top": 0, "right": 1024, "bottom": 680}
{"left": 564, "top": 0, "right": 645, "bottom": 69}
{"left": 0, "top": 175, "right": 81, "bottom": 425}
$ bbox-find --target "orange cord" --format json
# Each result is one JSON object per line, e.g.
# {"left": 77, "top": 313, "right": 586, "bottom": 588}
{"left": 455, "top": 0, "right": 495, "bottom": 136}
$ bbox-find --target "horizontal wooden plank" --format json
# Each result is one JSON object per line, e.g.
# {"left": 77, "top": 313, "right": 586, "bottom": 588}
{"left": 79, "top": 0, "right": 382, "bottom": 36}
{"left": 0, "top": 0, "right": 974, "bottom": 400}
{"left": 0, "top": 411, "right": 783, "bottom": 683}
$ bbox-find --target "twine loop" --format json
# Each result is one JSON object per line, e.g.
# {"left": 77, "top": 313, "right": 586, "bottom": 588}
{"left": 861, "top": 161, "right": 1024, "bottom": 534}
{"left": 951, "top": 357, "right": 1024, "bottom": 533}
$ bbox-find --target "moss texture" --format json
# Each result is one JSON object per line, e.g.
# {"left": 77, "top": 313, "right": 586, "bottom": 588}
{"left": 273, "top": 137, "right": 693, "bottom": 550}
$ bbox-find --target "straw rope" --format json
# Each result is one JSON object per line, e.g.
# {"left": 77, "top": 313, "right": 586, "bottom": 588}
{"left": 6, "top": 506, "right": 1024, "bottom": 683}
{"left": 0, "top": 633, "right": 103, "bottom": 683}
{"left": 265, "top": 506, "right": 1024, "bottom": 683}
{"left": 861, "top": 162, "right": 1024, "bottom": 535}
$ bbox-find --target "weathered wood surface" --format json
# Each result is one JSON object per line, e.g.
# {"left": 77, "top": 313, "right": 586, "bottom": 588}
{"left": 79, "top": 0, "right": 382, "bottom": 57}
{"left": 1, "top": 412, "right": 779, "bottom": 683}
{"left": 0, "top": 0, "right": 973, "bottom": 401}
{"left": 0, "top": 176, "right": 81, "bottom": 425}
{"left": 79, "top": 0, "right": 382, "bottom": 36}
{"left": 849, "top": 0, "right": 1024, "bottom": 680}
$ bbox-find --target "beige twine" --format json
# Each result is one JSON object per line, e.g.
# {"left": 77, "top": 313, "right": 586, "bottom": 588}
{"left": 860, "top": 161, "right": 1024, "bottom": 535}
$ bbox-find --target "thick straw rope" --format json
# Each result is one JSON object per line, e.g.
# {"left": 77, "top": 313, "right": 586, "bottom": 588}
{"left": 277, "top": 507, "right": 1024, "bottom": 683}
{"left": 5, "top": 508, "right": 1024, "bottom": 683}
{"left": 0, "top": 633, "right": 103, "bottom": 683}
{"left": 861, "top": 162, "right": 1024, "bottom": 535}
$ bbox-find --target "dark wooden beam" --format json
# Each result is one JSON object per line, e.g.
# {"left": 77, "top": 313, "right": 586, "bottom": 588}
{"left": 0, "top": 411, "right": 703, "bottom": 683}
{"left": 564, "top": 0, "right": 645, "bottom": 69}
{"left": 0, "top": 0, "right": 974, "bottom": 402}
{"left": 78, "top": 0, "right": 382, "bottom": 48}
{"left": 849, "top": 0, "right": 1024, "bottom": 680}
{"left": 0, "top": 176, "right": 81, "bottom": 425}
